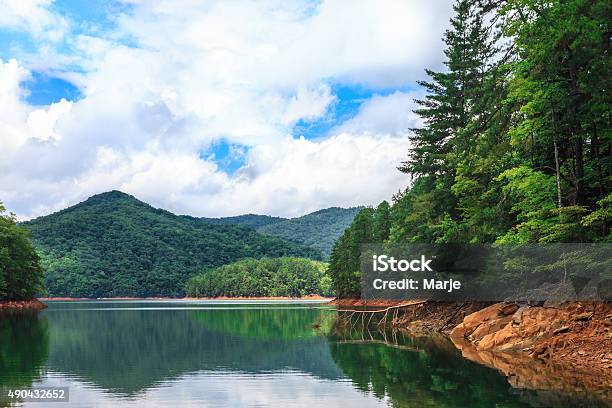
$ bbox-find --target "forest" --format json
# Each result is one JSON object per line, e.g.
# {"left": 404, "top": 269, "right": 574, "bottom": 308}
{"left": 185, "top": 257, "right": 332, "bottom": 298}
{"left": 0, "top": 201, "right": 44, "bottom": 300}
{"left": 329, "top": 0, "right": 611, "bottom": 298}
{"left": 22, "top": 191, "right": 322, "bottom": 298}
{"left": 205, "top": 207, "right": 362, "bottom": 259}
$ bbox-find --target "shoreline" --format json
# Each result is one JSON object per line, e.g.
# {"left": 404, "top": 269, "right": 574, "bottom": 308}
{"left": 39, "top": 295, "right": 334, "bottom": 302}
{"left": 333, "top": 299, "right": 612, "bottom": 378}
{"left": 0, "top": 299, "right": 48, "bottom": 311}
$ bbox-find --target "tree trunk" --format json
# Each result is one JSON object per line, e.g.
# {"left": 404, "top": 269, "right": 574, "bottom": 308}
{"left": 592, "top": 124, "right": 608, "bottom": 236}
{"left": 551, "top": 109, "right": 563, "bottom": 208}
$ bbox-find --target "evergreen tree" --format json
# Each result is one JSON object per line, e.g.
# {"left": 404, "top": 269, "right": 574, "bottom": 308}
{"left": 328, "top": 208, "right": 374, "bottom": 298}
{"left": 396, "top": 0, "right": 507, "bottom": 244}
{"left": 331, "top": 0, "right": 611, "bottom": 296}
{"left": 372, "top": 201, "right": 391, "bottom": 242}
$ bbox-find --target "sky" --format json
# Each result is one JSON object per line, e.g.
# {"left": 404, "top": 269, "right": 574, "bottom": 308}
{"left": 0, "top": 0, "right": 453, "bottom": 219}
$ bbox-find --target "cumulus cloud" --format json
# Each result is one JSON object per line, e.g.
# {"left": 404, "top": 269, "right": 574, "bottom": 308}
{"left": 335, "top": 91, "right": 424, "bottom": 135}
{"left": 0, "top": 1, "right": 453, "bottom": 218}
{"left": 0, "top": 0, "right": 67, "bottom": 41}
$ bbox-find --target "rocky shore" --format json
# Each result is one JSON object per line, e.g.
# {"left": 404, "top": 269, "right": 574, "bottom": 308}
{"left": 331, "top": 299, "right": 612, "bottom": 379}
{"left": 0, "top": 299, "right": 47, "bottom": 311}
{"left": 450, "top": 301, "right": 612, "bottom": 373}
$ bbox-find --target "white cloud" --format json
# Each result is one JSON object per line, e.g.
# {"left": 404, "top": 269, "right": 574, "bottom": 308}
{"left": 282, "top": 84, "right": 335, "bottom": 125}
{"left": 26, "top": 98, "right": 72, "bottom": 141}
{"left": 335, "top": 91, "right": 424, "bottom": 135}
{"left": 0, "top": 1, "right": 454, "bottom": 218}
{"left": 152, "top": 134, "right": 412, "bottom": 218}
{"left": 0, "top": 0, "right": 67, "bottom": 41}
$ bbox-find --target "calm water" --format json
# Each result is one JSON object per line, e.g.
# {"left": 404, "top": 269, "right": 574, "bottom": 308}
{"left": 0, "top": 300, "right": 609, "bottom": 407}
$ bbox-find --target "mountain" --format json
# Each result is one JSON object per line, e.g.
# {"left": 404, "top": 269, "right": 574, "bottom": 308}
{"left": 256, "top": 207, "right": 363, "bottom": 259}
{"left": 201, "top": 214, "right": 286, "bottom": 229}
{"left": 204, "top": 207, "right": 362, "bottom": 259}
{"left": 22, "top": 191, "right": 321, "bottom": 298}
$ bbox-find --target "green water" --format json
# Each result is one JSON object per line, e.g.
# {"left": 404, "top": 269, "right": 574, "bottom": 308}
{"left": 0, "top": 301, "right": 608, "bottom": 407}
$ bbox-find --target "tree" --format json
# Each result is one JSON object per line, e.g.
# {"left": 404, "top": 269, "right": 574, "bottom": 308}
{"left": 328, "top": 208, "right": 378, "bottom": 298}
{"left": 396, "top": 0, "right": 510, "bottom": 244}
{"left": 372, "top": 201, "right": 391, "bottom": 242}
{"left": 499, "top": 0, "right": 611, "bottom": 240}
{"left": 0, "top": 202, "right": 45, "bottom": 300}
{"left": 185, "top": 257, "right": 331, "bottom": 298}
{"left": 330, "top": 0, "right": 611, "bottom": 297}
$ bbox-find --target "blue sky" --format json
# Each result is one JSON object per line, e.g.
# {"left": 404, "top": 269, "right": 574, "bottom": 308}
{"left": 0, "top": 0, "right": 452, "bottom": 218}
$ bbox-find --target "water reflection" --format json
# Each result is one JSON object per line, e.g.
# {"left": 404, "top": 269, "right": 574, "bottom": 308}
{"left": 328, "top": 328, "right": 534, "bottom": 408}
{"left": 452, "top": 337, "right": 612, "bottom": 407}
{"left": 44, "top": 302, "right": 341, "bottom": 394}
{"left": 0, "top": 301, "right": 608, "bottom": 407}
{"left": 0, "top": 312, "right": 49, "bottom": 407}
{"left": 328, "top": 322, "right": 612, "bottom": 408}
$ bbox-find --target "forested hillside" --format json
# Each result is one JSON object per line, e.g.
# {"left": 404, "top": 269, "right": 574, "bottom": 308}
{"left": 256, "top": 207, "right": 363, "bottom": 259}
{"left": 203, "top": 207, "right": 362, "bottom": 259}
{"left": 186, "top": 257, "right": 332, "bottom": 298}
{"left": 329, "top": 0, "right": 611, "bottom": 297}
{"left": 23, "top": 191, "right": 321, "bottom": 298}
{"left": 201, "top": 214, "right": 286, "bottom": 229}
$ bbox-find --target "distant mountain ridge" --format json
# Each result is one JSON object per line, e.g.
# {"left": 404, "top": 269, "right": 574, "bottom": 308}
{"left": 202, "top": 206, "right": 363, "bottom": 258}
{"left": 22, "top": 191, "right": 321, "bottom": 297}
{"left": 201, "top": 214, "right": 286, "bottom": 229}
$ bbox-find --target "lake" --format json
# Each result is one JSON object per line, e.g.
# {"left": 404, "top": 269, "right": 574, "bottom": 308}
{"left": 0, "top": 300, "right": 609, "bottom": 407}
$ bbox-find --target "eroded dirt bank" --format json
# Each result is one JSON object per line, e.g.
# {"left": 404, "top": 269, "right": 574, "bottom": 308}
{"left": 0, "top": 299, "right": 47, "bottom": 311}
{"left": 331, "top": 299, "right": 612, "bottom": 373}
{"left": 330, "top": 299, "right": 491, "bottom": 333}
{"left": 331, "top": 298, "right": 612, "bottom": 405}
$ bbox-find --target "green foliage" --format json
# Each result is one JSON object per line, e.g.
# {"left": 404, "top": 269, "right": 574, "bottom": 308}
{"left": 203, "top": 207, "right": 363, "bottom": 259}
{"left": 185, "top": 257, "right": 331, "bottom": 297}
{"left": 581, "top": 193, "right": 612, "bottom": 241}
{"left": 391, "top": 0, "right": 610, "bottom": 246}
{"left": 494, "top": 166, "right": 559, "bottom": 243}
{"left": 256, "top": 207, "right": 363, "bottom": 259}
{"left": 330, "top": 0, "right": 610, "bottom": 295}
{"left": 328, "top": 206, "right": 390, "bottom": 298}
{"left": 0, "top": 201, "right": 45, "bottom": 300}
{"left": 23, "top": 191, "right": 322, "bottom": 298}
{"left": 372, "top": 201, "right": 391, "bottom": 242}
{"left": 202, "top": 214, "right": 285, "bottom": 229}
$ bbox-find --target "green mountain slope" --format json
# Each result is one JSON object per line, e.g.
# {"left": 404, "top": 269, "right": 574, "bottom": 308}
{"left": 22, "top": 191, "right": 321, "bottom": 298}
{"left": 256, "top": 207, "right": 363, "bottom": 259}
{"left": 201, "top": 207, "right": 362, "bottom": 259}
{"left": 202, "top": 214, "right": 286, "bottom": 229}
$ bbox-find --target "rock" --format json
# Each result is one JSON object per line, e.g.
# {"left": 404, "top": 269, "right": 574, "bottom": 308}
{"left": 512, "top": 305, "right": 529, "bottom": 325}
{"left": 574, "top": 312, "right": 593, "bottom": 322}
{"left": 450, "top": 303, "right": 514, "bottom": 340}
{"left": 604, "top": 317, "right": 612, "bottom": 327}
{"left": 500, "top": 303, "right": 519, "bottom": 316}
{"left": 553, "top": 326, "right": 570, "bottom": 335}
